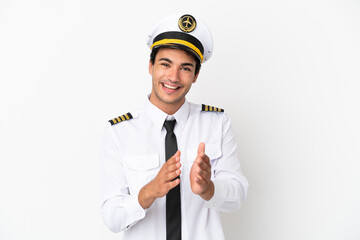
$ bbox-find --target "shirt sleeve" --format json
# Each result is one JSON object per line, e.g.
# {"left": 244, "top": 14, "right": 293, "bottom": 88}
{"left": 99, "top": 124, "right": 146, "bottom": 232}
{"left": 205, "top": 113, "right": 249, "bottom": 212}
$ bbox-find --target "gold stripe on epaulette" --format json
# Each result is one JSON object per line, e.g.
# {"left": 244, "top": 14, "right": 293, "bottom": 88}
{"left": 201, "top": 104, "right": 224, "bottom": 112}
{"left": 109, "top": 112, "right": 133, "bottom": 125}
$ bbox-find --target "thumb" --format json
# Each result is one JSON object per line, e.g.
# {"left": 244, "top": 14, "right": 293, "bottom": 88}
{"left": 197, "top": 142, "right": 205, "bottom": 155}
{"left": 174, "top": 150, "right": 181, "bottom": 158}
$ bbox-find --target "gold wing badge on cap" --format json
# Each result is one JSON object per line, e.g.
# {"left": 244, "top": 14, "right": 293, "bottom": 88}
{"left": 108, "top": 112, "right": 133, "bottom": 125}
{"left": 178, "top": 14, "right": 196, "bottom": 33}
{"left": 201, "top": 104, "right": 224, "bottom": 112}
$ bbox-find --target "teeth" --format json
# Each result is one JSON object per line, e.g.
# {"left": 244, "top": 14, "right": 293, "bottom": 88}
{"left": 163, "top": 84, "right": 178, "bottom": 90}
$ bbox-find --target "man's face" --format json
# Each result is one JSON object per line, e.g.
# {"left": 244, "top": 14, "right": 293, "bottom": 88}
{"left": 149, "top": 47, "right": 199, "bottom": 113}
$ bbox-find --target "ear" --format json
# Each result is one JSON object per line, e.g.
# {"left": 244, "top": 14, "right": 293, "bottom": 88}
{"left": 149, "top": 60, "right": 153, "bottom": 75}
{"left": 192, "top": 70, "right": 200, "bottom": 83}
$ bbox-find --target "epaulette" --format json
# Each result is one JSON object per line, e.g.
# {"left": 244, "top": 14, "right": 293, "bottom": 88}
{"left": 201, "top": 104, "right": 224, "bottom": 112}
{"left": 108, "top": 112, "right": 133, "bottom": 125}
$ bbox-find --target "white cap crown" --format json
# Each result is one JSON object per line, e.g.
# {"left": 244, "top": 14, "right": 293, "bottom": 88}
{"left": 147, "top": 13, "right": 213, "bottom": 63}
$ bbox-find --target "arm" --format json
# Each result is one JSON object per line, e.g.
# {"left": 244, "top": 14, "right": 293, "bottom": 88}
{"left": 100, "top": 125, "right": 182, "bottom": 232}
{"left": 100, "top": 125, "right": 145, "bottom": 232}
{"left": 207, "top": 113, "right": 248, "bottom": 212}
{"left": 138, "top": 151, "right": 181, "bottom": 209}
{"left": 190, "top": 113, "right": 248, "bottom": 212}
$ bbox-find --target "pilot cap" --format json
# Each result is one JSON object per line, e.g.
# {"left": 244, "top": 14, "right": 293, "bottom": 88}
{"left": 147, "top": 13, "right": 213, "bottom": 63}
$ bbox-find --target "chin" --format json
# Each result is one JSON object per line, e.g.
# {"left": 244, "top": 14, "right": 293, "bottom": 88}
{"left": 162, "top": 95, "right": 184, "bottom": 105}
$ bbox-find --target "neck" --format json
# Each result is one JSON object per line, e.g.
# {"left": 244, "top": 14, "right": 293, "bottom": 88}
{"left": 149, "top": 94, "right": 185, "bottom": 115}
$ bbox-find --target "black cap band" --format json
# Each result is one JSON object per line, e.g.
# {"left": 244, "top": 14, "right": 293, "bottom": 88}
{"left": 151, "top": 31, "right": 204, "bottom": 62}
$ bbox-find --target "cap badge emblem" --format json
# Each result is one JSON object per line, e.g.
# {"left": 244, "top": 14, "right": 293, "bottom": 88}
{"left": 178, "top": 14, "right": 196, "bottom": 33}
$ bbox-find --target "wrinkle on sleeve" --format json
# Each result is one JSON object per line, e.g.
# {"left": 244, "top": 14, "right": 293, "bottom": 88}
{"left": 205, "top": 113, "right": 249, "bottom": 212}
{"left": 99, "top": 124, "right": 146, "bottom": 232}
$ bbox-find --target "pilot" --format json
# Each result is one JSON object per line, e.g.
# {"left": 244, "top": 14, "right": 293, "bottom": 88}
{"left": 100, "top": 13, "right": 248, "bottom": 240}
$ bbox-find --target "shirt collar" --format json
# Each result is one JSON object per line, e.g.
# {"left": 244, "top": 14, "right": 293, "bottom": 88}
{"left": 172, "top": 100, "right": 189, "bottom": 130}
{"left": 145, "top": 96, "right": 190, "bottom": 131}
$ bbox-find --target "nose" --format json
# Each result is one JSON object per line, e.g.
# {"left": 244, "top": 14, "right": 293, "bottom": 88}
{"left": 167, "top": 67, "right": 180, "bottom": 83}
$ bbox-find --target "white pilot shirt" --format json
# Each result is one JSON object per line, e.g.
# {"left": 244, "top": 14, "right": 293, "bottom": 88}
{"left": 100, "top": 97, "right": 248, "bottom": 240}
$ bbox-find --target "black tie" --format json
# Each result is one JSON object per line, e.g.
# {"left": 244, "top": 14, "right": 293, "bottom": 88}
{"left": 164, "top": 120, "right": 181, "bottom": 240}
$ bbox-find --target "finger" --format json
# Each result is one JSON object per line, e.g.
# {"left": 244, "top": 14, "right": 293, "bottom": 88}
{"left": 195, "top": 176, "right": 209, "bottom": 186}
{"left": 167, "top": 178, "right": 180, "bottom": 190}
{"left": 196, "top": 157, "right": 211, "bottom": 171}
{"left": 174, "top": 150, "right": 181, "bottom": 158}
{"left": 166, "top": 150, "right": 181, "bottom": 164}
{"left": 197, "top": 142, "right": 205, "bottom": 155}
{"left": 196, "top": 161, "right": 211, "bottom": 177}
{"left": 165, "top": 169, "right": 181, "bottom": 181}
{"left": 197, "top": 162, "right": 211, "bottom": 173}
{"left": 166, "top": 161, "right": 182, "bottom": 174}
{"left": 197, "top": 169, "right": 211, "bottom": 182}
{"left": 197, "top": 143, "right": 210, "bottom": 165}
{"left": 196, "top": 162, "right": 210, "bottom": 176}
{"left": 197, "top": 156, "right": 211, "bottom": 168}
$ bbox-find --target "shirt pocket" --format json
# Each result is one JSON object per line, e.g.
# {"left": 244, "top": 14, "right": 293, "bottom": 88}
{"left": 186, "top": 143, "right": 222, "bottom": 176}
{"left": 123, "top": 153, "right": 160, "bottom": 194}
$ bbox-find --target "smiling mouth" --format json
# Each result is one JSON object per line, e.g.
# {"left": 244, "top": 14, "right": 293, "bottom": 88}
{"left": 162, "top": 83, "right": 180, "bottom": 90}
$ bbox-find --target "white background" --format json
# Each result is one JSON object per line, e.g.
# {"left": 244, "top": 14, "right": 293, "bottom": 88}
{"left": 1, "top": 0, "right": 359, "bottom": 239}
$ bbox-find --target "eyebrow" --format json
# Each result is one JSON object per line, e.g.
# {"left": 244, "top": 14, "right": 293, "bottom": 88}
{"left": 159, "top": 58, "right": 194, "bottom": 67}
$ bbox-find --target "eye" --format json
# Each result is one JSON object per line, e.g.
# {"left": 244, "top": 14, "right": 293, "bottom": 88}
{"left": 161, "top": 62, "right": 170, "bottom": 67}
{"left": 181, "top": 66, "right": 192, "bottom": 72}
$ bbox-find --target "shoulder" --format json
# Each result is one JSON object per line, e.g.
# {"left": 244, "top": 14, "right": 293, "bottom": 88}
{"left": 188, "top": 102, "right": 230, "bottom": 134}
{"left": 188, "top": 102, "right": 228, "bottom": 125}
{"left": 107, "top": 111, "right": 140, "bottom": 126}
{"left": 189, "top": 102, "right": 225, "bottom": 114}
{"left": 200, "top": 104, "right": 224, "bottom": 113}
